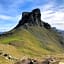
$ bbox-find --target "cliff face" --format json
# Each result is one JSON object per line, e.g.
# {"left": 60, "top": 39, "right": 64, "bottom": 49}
{"left": 14, "top": 8, "right": 51, "bottom": 29}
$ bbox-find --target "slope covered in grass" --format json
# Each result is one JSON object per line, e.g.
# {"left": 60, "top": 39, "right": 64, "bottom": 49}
{"left": 0, "top": 56, "right": 14, "bottom": 64}
{"left": 0, "top": 26, "right": 64, "bottom": 58}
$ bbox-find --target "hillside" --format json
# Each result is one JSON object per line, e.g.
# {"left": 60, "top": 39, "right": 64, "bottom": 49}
{"left": 0, "top": 8, "right": 64, "bottom": 64}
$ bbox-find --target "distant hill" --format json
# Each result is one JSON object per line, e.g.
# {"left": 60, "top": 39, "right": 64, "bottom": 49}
{"left": 0, "top": 8, "right": 64, "bottom": 64}
{"left": 58, "top": 31, "right": 64, "bottom": 37}
{"left": 61, "top": 31, "right": 64, "bottom": 37}
{"left": 56, "top": 30, "right": 64, "bottom": 38}
{"left": 0, "top": 32, "right": 3, "bottom": 34}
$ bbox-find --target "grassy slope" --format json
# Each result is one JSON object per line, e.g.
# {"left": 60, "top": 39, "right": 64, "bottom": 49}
{"left": 0, "top": 44, "right": 22, "bottom": 64}
{"left": 0, "top": 56, "right": 14, "bottom": 64}
{"left": 0, "top": 26, "right": 64, "bottom": 63}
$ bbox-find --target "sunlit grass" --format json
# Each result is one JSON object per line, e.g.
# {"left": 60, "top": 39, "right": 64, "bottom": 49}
{"left": 0, "top": 26, "right": 64, "bottom": 63}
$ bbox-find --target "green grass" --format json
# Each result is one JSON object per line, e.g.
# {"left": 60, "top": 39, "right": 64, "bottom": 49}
{"left": 0, "top": 26, "right": 64, "bottom": 63}
{"left": 0, "top": 56, "right": 14, "bottom": 64}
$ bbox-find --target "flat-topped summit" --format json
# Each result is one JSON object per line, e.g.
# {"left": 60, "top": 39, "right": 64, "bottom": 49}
{"left": 14, "top": 8, "right": 51, "bottom": 29}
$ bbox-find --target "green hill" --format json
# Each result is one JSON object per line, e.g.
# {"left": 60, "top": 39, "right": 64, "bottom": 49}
{"left": 0, "top": 26, "right": 64, "bottom": 57}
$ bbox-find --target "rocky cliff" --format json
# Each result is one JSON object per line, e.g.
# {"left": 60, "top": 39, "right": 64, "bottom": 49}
{"left": 14, "top": 8, "right": 51, "bottom": 29}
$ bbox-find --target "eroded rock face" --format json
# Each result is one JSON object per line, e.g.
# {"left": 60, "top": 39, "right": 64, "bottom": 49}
{"left": 14, "top": 57, "right": 59, "bottom": 64}
{"left": 15, "top": 58, "right": 33, "bottom": 64}
{"left": 14, "top": 8, "right": 51, "bottom": 29}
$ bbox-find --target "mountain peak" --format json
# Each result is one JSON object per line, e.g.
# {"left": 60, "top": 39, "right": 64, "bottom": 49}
{"left": 14, "top": 8, "right": 51, "bottom": 29}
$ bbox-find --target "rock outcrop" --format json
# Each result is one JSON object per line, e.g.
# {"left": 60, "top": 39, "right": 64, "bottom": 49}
{"left": 15, "top": 57, "right": 59, "bottom": 64}
{"left": 14, "top": 8, "right": 51, "bottom": 29}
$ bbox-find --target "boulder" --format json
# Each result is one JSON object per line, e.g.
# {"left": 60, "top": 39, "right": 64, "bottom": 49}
{"left": 15, "top": 58, "right": 33, "bottom": 64}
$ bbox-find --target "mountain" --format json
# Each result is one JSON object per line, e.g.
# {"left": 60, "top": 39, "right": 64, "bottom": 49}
{"left": 0, "top": 8, "right": 64, "bottom": 64}
{"left": 58, "top": 30, "right": 64, "bottom": 37}
{"left": 0, "top": 32, "right": 3, "bottom": 34}
{"left": 61, "top": 31, "right": 64, "bottom": 37}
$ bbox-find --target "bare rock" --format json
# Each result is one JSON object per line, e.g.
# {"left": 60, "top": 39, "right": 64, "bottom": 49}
{"left": 14, "top": 8, "right": 51, "bottom": 29}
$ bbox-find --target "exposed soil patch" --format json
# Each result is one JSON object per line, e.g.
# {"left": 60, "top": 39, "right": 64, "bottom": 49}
{"left": 8, "top": 40, "right": 25, "bottom": 47}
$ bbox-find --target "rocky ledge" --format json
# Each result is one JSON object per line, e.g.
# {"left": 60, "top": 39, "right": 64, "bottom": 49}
{"left": 15, "top": 57, "right": 60, "bottom": 64}
{"left": 14, "top": 8, "right": 51, "bottom": 29}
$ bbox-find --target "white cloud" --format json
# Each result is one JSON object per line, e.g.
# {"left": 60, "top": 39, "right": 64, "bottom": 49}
{"left": 0, "top": 14, "right": 20, "bottom": 32}
{"left": 0, "top": 15, "right": 13, "bottom": 20}
{"left": 41, "top": 10, "right": 64, "bottom": 24}
{"left": 38, "top": 3, "right": 64, "bottom": 30}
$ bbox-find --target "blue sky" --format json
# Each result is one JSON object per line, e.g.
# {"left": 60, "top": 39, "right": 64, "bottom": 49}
{"left": 0, "top": 0, "right": 64, "bottom": 32}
